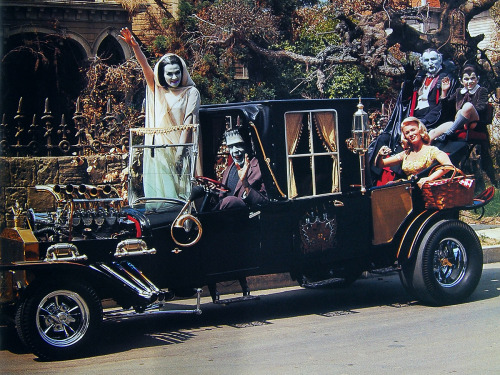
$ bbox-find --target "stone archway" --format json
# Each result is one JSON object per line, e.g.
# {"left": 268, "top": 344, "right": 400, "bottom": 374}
{"left": 1, "top": 30, "right": 89, "bottom": 118}
{"left": 93, "top": 28, "right": 132, "bottom": 62}
{"left": 4, "top": 26, "right": 92, "bottom": 59}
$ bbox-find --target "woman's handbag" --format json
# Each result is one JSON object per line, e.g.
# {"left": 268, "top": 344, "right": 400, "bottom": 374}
{"left": 420, "top": 165, "right": 475, "bottom": 210}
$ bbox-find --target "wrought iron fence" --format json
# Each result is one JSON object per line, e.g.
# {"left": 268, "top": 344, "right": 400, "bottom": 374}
{"left": 0, "top": 97, "right": 144, "bottom": 157}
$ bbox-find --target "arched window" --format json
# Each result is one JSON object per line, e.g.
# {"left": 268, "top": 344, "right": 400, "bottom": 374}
{"left": 96, "top": 35, "right": 125, "bottom": 65}
{"left": 1, "top": 32, "right": 87, "bottom": 118}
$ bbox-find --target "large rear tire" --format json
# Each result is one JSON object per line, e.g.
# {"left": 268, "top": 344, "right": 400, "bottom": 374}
{"left": 412, "top": 220, "right": 483, "bottom": 305}
{"left": 15, "top": 281, "right": 102, "bottom": 360}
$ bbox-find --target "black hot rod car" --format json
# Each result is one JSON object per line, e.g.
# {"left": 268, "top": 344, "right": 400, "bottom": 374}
{"left": 0, "top": 98, "right": 494, "bottom": 360}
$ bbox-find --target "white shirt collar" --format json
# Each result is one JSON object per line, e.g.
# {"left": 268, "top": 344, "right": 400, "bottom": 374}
{"left": 460, "top": 84, "right": 480, "bottom": 95}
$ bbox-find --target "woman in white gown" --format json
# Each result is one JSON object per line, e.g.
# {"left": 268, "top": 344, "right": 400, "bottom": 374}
{"left": 120, "top": 28, "right": 201, "bottom": 200}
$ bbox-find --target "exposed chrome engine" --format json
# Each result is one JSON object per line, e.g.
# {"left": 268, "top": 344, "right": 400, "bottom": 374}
{"left": 28, "top": 184, "right": 132, "bottom": 242}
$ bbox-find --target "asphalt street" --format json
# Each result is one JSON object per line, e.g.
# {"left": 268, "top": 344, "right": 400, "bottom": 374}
{"left": 1, "top": 263, "right": 500, "bottom": 374}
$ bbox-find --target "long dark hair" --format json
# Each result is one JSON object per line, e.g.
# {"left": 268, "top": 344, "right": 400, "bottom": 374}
{"left": 157, "top": 55, "right": 183, "bottom": 88}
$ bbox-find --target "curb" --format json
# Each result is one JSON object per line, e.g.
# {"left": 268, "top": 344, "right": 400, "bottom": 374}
{"left": 483, "top": 245, "right": 500, "bottom": 264}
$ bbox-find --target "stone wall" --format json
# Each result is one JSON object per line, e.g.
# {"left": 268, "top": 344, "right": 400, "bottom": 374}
{"left": 0, "top": 154, "right": 127, "bottom": 230}
{"left": 1, "top": 1, "right": 132, "bottom": 60}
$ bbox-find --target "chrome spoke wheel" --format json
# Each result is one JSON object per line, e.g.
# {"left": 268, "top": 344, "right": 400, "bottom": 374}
{"left": 16, "top": 282, "right": 102, "bottom": 360}
{"left": 412, "top": 220, "right": 482, "bottom": 305}
{"left": 36, "top": 290, "right": 90, "bottom": 348}
{"left": 432, "top": 238, "right": 467, "bottom": 288}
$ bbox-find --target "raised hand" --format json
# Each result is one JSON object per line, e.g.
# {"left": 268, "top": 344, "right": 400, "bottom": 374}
{"left": 119, "top": 27, "right": 138, "bottom": 47}
{"left": 378, "top": 145, "right": 391, "bottom": 157}
{"left": 118, "top": 27, "right": 154, "bottom": 91}
{"left": 441, "top": 76, "right": 451, "bottom": 95}
{"left": 236, "top": 155, "right": 250, "bottom": 181}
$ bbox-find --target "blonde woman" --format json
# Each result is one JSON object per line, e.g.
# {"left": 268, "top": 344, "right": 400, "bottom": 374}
{"left": 375, "top": 117, "right": 452, "bottom": 188}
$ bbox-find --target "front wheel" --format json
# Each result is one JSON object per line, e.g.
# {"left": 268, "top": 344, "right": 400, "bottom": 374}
{"left": 412, "top": 220, "right": 483, "bottom": 305}
{"left": 15, "top": 281, "right": 102, "bottom": 360}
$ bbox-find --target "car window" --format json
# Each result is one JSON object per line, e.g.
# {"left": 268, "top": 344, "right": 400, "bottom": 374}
{"left": 285, "top": 110, "right": 340, "bottom": 198}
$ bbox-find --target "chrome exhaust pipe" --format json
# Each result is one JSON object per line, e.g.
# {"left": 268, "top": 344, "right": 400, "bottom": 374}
{"left": 95, "top": 263, "right": 154, "bottom": 299}
{"left": 78, "top": 184, "right": 99, "bottom": 198}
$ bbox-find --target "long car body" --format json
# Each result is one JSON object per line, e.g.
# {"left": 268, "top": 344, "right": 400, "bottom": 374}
{"left": 0, "top": 98, "right": 494, "bottom": 360}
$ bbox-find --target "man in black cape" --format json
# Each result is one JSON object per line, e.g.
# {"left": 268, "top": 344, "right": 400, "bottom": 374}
{"left": 368, "top": 49, "right": 458, "bottom": 185}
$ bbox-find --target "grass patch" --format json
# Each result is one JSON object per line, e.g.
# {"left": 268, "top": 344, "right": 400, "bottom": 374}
{"left": 483, "top": 188, "right": 500, "bottom": 217}
{"left": 461, "top": 188, "right": 500, "bottom": 224}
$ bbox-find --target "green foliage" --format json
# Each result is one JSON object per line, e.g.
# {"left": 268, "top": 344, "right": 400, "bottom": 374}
{"left": 190, "top": 53, "right": 276, "bottom": 104}
{"left": 484, "top": 189, "right": 500, "bottom": 217}
{"left": 261, "top": 0, "right": 321, "bottom": 37}
{"left": 178, "top": 0, "right": 204, "bottom": 32}
{"left": 326, "top": 65, "right": 369, "bottom": 98}
{"left": 152, "top": 35, "right": 169, "bottom": 52}
{"left": 119, "top": 0, "right": 392, "bottom": 102}
{"left": 267, "top": 6, "right": 389, "bottom": 99}
{"left": 292, "top": 7, "right": 341, "bottom": 55}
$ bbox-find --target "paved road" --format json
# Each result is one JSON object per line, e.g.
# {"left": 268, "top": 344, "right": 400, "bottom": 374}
{"left": 2, "top": 263, "right": 500, "bottom": 374}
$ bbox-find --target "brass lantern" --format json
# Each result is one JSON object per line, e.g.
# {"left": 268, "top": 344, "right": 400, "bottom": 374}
{"left": 351, "top": 98, "right": 370, "bottom": 152}
{"left": 347, "top": 98, "right": 370, "bottom": 193}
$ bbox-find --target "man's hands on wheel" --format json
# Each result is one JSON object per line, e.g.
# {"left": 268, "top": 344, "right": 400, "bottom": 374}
{"left": 195, "top": 176, "right": 229, "bottom": 193}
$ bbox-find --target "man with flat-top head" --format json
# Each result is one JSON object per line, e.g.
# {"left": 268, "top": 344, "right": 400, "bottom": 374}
{"left": 217, "top": 129, "right": 268, "bottom": 209}
{"left": 208, "top": 128, "right": 268, "bottom": 303}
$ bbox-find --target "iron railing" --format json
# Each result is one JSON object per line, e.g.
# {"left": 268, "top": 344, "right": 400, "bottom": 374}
{"left": 0, "top": 97, "right": 144, "bottom": 157}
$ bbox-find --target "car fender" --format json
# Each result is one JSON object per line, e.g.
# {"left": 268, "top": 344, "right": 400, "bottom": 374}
{"left": 397, "top": 209, "right": 457, "bottom": 264}
{"left": 0, "top": 261, "right": 153, "bottom": 306}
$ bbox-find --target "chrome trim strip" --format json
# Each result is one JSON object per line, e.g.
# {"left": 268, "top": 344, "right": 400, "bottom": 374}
{"left": 113, "top": 262, "right": 151, "bottom": 293}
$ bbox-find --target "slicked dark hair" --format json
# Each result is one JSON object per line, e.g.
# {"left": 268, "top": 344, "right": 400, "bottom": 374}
{"left": 461, "top": 64, "right": 478, "bottom": 78}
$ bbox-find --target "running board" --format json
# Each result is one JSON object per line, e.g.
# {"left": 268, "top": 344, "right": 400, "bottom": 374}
{"left": 213, "top": 295, "right": 260, "bottom": 305}
{"left": 104, "top": 288, "right": 202, "bottom": 322}
{"left": 302, "top": 277, "right": 345, "bottom": 288}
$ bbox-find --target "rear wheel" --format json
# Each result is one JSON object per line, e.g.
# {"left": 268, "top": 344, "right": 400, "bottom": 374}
{"left": 16, "top": 281, "right": 102, "bottom": 360}
{"left": 412, "top": 220, "right": 482, "bottom": 305}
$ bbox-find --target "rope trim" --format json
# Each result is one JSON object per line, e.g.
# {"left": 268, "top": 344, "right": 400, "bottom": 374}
{"left": 249, "top": 121, "right": 286, "bottom": 198}
{"left": 131, "top": 124, "right": 198, "bottom": 135}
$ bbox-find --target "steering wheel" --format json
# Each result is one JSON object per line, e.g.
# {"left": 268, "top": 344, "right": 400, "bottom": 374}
{"left": 195, "top": 176, "right": 230, "bottom": 194}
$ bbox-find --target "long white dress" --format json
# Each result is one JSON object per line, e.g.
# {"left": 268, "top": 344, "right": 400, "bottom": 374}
{"left": 143, "top": 54, "right": 201, "bottom": 200}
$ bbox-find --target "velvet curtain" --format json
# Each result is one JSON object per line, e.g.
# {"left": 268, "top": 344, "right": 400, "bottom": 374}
{"left": 313, "top": 112, "right": 339, "bottom": 192}
{"left": 285, "top": 113, "right": 305, "bottom": 198}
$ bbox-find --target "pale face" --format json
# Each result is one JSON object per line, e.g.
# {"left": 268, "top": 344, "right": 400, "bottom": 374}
{"left": 461, "top": 72, "right": 479, "bottom": 92}
{"left": 228, "top": 142, "right": 246, "bottom": 166}
{"left": 402, "top": 122, "right": 421, "bottom": 145}
{"left": 163, "top": 63, "right": 182, "bottom": 87}
{"left": 421, "top": 51, "right": 442, "bottom": 75}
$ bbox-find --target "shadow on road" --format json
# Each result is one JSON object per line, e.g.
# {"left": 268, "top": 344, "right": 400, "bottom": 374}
{"left": 1, "top": 267, "right": 499, "bottom": 360}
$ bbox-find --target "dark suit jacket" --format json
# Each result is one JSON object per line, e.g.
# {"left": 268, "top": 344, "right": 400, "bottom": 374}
{"left": 220, "top": 157, "right": 268, "bottom": 206}
{"left": 443, "top": 86, "right": 489, "bottom": 129}
{"left": 406, "top": 70, "right": 456, "bottom": 128}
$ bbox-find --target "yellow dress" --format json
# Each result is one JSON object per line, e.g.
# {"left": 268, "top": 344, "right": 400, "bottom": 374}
{"left": 398, "top": 145, "right": 442, "bottom": 177}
